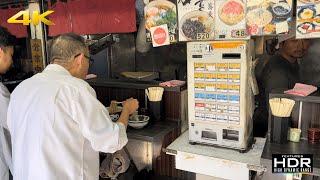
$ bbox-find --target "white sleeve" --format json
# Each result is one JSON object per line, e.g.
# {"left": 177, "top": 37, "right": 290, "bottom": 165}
{"left": 72, "top": 87, "right": 128, "bottom": 153}
{"left": 0, "top": 83, "right": 12, "bottom": 172}
{"left": 0, "top": 84, "right": 10, "bottom": 130}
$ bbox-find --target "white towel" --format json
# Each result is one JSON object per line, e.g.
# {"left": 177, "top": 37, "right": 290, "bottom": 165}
{"left": 100, "top": 149, "right": 130, "bottom": 179}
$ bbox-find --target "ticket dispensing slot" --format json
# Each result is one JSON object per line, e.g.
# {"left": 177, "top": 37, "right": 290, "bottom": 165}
{"left": 223, "top": 129, "right": 239, "bottom": 141}
{"left": 202, "top": 131, "right": 217, "bottom": 141}
{"left": 222, "top": 53, "right": 241, "bottom": 59}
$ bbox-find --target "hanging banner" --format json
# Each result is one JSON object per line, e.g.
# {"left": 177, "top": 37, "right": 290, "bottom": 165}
{"left": 30, "top": 39, "right": 44, "bottom": 73}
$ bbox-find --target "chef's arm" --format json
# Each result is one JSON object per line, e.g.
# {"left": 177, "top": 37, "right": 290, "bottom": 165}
{"left": 117, "top": 109, "right": 129, "bottom": 128}
{"left": 72, "top": 88, "right": 128, "bottom": 153}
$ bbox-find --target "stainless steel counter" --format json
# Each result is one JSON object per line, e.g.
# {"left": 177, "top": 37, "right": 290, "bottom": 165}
{"left": 125, "top": 121, "right": 179, "bottom": 172}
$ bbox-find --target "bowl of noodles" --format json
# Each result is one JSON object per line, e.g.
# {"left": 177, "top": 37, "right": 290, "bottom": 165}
{"left": 145, "top": 0, "right": 177, "bottom": 33}
{"left": 179, "top": 11, "right": 214, "bottom": 41}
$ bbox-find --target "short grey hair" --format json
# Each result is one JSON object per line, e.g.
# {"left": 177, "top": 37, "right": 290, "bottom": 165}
{"left": 48, "top": 33, "right": 88, "bottom": 66}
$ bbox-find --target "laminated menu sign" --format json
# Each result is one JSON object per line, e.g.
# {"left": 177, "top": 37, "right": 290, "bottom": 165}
{"left": 195, "top": 93, "right": 206, "bottom": 100}
{"left": 246, "top": 0, "right": 293, "bottom": 36}
{"left": 145, "top": 0, "right": 178, "bottom": 43}
{"left": 205, "top": 103, "right": 216, "bottom": 112}
{"left": 177, "top": 0, "right": 215, "bottom": 41}
{"left": 206, "top": 94, "right": 216, "bottom": 101}
{"left": 216, "top": 74, "right": 228, "bottom": 82}
{"left": 205, "top": 84, "right": 216, "bottom": 91}
{"left": 228, "top": 74, "right": 240, "bottom": 83}
{"left": 195, "top": 72, "right": 205, "bottom": 81}
{"left": 205, "top": 73, "right": 216, "bottom": 82}
{"left": 215, "top": 0, "right": 248, "bottom": 40}
{"left": 205, "top": 63, "right": 216, "bottom": 71}
{"left": 195, "top": 83, "right": 206, "bottom": 91}
{"left": 229, "top": 63, "right": 241, "bottom": 72}
{"left": 296, "top": 1, "right": 320, "bottom": 39}
{"left": 216, "top": 63, "right": 228, "bottom": 72}
{"left": 193, "top": 61, "right": 241, "bottom": 124}
{"left": 229, "top": 106, "right": 240, "bottom": 114}
{"left": 195, "top": 63, "right": 206, "bottom": 71}
{"left": 195, "top": 103, "right": 205, "bottom": 110}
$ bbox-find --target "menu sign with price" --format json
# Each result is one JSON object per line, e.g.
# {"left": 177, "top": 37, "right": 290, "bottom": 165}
{"left": 296, "top": 1, "right": 320, "bottom": 39}
{"left": 214, "top": 0, "right": 248, "bottom": 40}
{"left": 145, "top": 0, "right": 178, "bottom": 43}
{"left": 177, "top": 0, "right": 215, "bottom": 41}
{"left": 193, "top": 61, "right": 241, "bottom": 124}
{"left": 246, "top": 0, "right": 293, "bottom": 36}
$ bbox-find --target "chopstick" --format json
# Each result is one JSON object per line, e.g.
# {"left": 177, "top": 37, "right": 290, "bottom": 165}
{"left": 113, "top": 101, "right": 123, "bottom": 104}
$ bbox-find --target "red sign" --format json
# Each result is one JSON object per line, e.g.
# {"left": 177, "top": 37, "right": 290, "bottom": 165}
{"left": 153, "top": 27, "right": 167, "bottom": 45}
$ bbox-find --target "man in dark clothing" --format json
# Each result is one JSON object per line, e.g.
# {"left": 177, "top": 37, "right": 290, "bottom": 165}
{"left": 253, "top": 37, "right": 311, "bottom": 137}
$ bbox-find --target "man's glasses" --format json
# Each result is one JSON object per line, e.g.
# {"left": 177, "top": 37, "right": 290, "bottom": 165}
{"left": 74, "top": 53, "right": 94, "bottom": 65}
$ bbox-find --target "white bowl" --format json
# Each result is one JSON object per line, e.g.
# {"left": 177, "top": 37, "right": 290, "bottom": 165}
{"left": 128, "top": 121, "right": 149, "bottom": 129}
{"left": 128, "top": 115, "right": 149, "bottom": 129}
{"left": 129, "top": 115, "right": 150, "bottom": 122}
{"left": 107, "top": 106, "right": 138, "bottom": 122}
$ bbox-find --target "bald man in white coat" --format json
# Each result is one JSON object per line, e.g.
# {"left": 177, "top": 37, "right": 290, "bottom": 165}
{"left": 0, "top": 27, "right": 15, "bottom": 180}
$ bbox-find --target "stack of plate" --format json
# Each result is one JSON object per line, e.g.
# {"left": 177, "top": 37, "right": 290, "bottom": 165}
{"left": 128, "top": 115, "right": 150, "bottom": 129}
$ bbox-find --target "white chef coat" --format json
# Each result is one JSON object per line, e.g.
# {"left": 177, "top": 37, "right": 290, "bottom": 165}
{"left": 7, "top": 64, "right": 128, "bottom": 180}
{"left": 0, "top": 82, "right": 12, "bottom": 180}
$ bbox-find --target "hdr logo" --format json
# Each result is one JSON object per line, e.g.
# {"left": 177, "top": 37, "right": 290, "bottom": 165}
{"left": 7, "top": 10, "right": 54, "bottom": 26}
{"left": 272, "top": 154, "right": 313, "bottom": 174}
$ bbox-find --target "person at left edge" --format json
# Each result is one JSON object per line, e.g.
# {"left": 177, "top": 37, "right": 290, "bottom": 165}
{"left": 0, "top": 27, "right": 15, "bottom": 180}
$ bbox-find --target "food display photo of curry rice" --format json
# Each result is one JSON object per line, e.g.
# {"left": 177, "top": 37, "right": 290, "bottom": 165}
{"left": 246, "top": 0, "right": 293, "bottom": 36}
{"left": 296, "top": 0, "right": 320, "bottom": 39}
{"left": 215, "top": 0, "right": 248, "bottom": 40}
{"left": 145, "top": 0, "right": 178, "bottom": 43}
{"left": 177, "top": 0, "right": 215, "bottom": 41}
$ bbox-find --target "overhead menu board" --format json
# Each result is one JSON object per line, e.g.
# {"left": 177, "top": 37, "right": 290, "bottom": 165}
{"left": 215, "top": 0, "right": 248, "bottom": 40}
{"left": 177, "top": 0, "right": 215, "bottom": 41}
{"left": 145, "top": 0, "right": 178, "bottom": 43}
{"left": 296, "top": 0, "right": 320, "bottom": 39}
{"left": 246, "top": 0, "right": 293, "bottom": 36}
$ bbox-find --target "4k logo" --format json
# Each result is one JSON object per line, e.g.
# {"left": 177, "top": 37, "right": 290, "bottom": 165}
{"left": 7, "top": 10, "right": 54, "bottom": 26}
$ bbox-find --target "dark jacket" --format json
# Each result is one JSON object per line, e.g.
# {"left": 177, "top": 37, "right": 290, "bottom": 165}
{"left": 253, "top": 54, "right": 300, "bottom": 137}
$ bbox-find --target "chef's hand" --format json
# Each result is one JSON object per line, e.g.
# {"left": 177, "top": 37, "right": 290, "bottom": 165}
{"left": 118, "top": 98, "right": 139, "bottom": 128}
{"left": 122, "top": 98, "right": 139, "bottom": 115}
